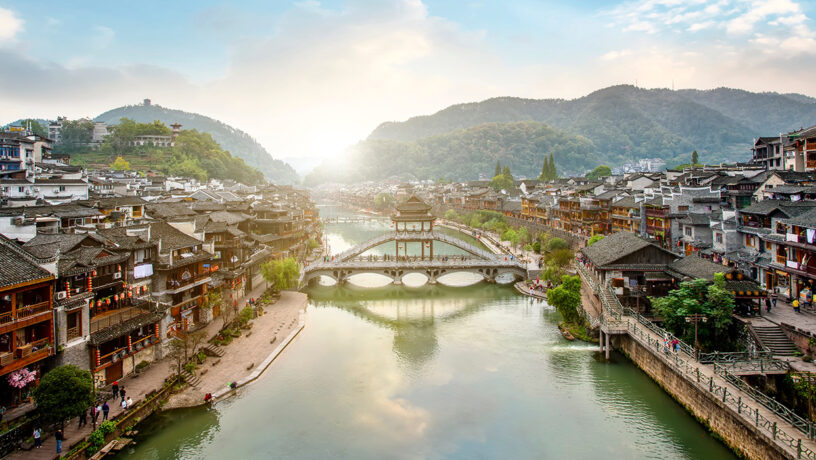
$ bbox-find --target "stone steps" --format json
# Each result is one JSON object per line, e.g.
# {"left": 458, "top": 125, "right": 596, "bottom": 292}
{"left": 753, "top": 325, "right": 799, "bottom": 356}
{"left": 201, "top": 344, "right": 226, "bottom": 357}
{"left": 181, "top": 370, "right": 201, "bottom": 387}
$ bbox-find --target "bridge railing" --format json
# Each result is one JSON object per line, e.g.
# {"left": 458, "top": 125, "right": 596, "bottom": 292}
{"left": 627, "top": 319, "right": 816, "bottom": 458}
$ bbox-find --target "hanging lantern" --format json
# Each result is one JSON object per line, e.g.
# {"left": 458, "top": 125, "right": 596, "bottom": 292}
{"left": 128, "top": 290, "right": 133, "bottom": 298}
{"left": 106, "top": 298, "right": 111, "bottom": 305}
{"left": 92, "top": 270, "right": 97, "bottom": 277}
{"left": 96, "top": 300, "right": 102, "bottom": 308}
{"left": 117, "top": 265, "right": 122, "bottom": 272}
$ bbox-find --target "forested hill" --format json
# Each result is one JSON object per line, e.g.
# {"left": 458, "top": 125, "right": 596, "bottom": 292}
{"left": 368, "top": 85, "right": 816, "bottom": 167}
{"left": 305, "top": 121, "right": 595, "bottom": 184}
{"left": 96, "top": 104, "right": 299, "bottom": 184}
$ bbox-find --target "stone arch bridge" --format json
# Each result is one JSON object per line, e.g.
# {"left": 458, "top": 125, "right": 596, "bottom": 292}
{"left": 302, "top": 231, "right": 528, "bottom": 286}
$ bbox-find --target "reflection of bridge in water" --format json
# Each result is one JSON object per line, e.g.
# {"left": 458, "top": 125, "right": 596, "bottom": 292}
{"left": 305, "top": 195, "right": 528, "bottom": 287}
{"left": 321, "top": 216, "right": 383, "bottom": 224}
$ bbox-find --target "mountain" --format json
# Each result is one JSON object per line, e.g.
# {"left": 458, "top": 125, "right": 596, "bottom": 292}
{"left": 95, "top": 103, "right": 299, "bottom": 184}
{"left": 361, "top": 86, "right": 816, "bottom": 176}
{"left": 305, "top": 121, "right": 595, "bottom": 184}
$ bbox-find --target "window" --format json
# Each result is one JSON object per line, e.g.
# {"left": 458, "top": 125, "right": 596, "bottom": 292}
{"left": 746, "top": 235, "right": 756, "bottom": 248}
{"left": 716, "top": 233, "right": 723, "bottom": 244}
{"left": 685, "top": 227, "right": 692, "bottom": 237}
{"left": 766, "top": 241, "right": 772, "bottom": 251}
{"left": 17, "top": 186, "right": 24, "bottom": 193}
{"left": 678, "top": 205, "right": 689, "bottom": 212}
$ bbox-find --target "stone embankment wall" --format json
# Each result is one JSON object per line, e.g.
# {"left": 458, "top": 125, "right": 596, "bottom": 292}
{"left": 616, "top": 335, "right": 790, "bottom": 460}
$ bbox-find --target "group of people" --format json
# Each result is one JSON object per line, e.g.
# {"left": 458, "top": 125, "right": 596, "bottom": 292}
{"left": 663, "top": 334, "right": 680, "bottom": 354}
{"left": 31, "top": 380, "right": 137, "bottom": 454}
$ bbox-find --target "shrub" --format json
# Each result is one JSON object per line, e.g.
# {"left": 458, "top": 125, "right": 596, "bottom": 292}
{"left": 547, "top": 237, "right": 568, "bottom": 252}
{"left": 197, "top": 351, "right": 207, "bottom": 363}
{"left": 184, "top": 362, "right": 197, "bottom": 374}
{"left": 532, "top": 241, "right": 542, "bottom": 253}
{"left": 99, "top": 421, "right": 116, "bottom": 435}
{"left": 238, "top": 306, "right": 253, "bottom": 326}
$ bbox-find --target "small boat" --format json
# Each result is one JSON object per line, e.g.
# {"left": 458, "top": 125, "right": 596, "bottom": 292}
{"left": 558, "top": 324, "right": 575, "bottom": 341}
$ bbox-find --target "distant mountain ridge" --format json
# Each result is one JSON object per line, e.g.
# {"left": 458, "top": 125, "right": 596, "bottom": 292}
{"left": 95, "top": 103, "right": 299, "bottom": 184}
{"left": 368, "top": 85, "right": 816, "bottom": 167}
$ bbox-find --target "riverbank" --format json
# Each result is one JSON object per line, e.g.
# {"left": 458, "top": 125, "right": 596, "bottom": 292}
{"left": 163, "top": 291, "right": 307, "bottom": 409}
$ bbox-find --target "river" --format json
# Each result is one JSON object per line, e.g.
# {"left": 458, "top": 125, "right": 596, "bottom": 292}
{"left": 116, "top": 203, "right": 735, "bottom": 459}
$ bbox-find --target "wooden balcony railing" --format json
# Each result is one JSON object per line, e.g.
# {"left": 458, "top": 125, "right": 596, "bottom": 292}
{"left": 0, "top": 301, "right": 52, "bottom": 326}
{"left": 66, "top": 326, "right": 81, "bottom": 341}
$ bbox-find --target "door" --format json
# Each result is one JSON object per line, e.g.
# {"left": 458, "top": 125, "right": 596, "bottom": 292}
{"left": 105, "top": 361, "right": 123, "bottom": 384}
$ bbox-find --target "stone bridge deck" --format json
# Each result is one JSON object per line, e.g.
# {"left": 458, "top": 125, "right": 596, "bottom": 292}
{"left": 302, "top": 258, "right": 528, "bottom": 285}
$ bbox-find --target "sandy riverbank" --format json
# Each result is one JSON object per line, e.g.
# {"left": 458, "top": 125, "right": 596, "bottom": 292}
{"left": 164, "top": 291, "right": 307, "bottom": 409}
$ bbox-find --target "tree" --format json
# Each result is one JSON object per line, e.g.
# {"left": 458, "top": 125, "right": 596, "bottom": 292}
{"left": 691, "top": 150, "right": 699, "bottom": 166}
{"left": 110, "top": 156, "right": 131, "bottom": 171}
{"left": 547, "top": 237, "right": 568, "bottom": 252}
{"left": 650, "top": 274, "right": 737, "bottom": 352}
{"left": 494, "top": 160, "right": 501, "bottom": 177}
{"left": 20, "top": 119, "right": 47, "bottom": 137}
{"left": 167, "top": 339, "right": 188, "bottom": 378}
{"left": 501, "top": 228, "right": 519, "bottom": 245}
{"left": 547, "top": 275, "right": 582, "bottom": 324}
{"left": 33, "top": 365, "right": 94, "bottom": 426}
{"left": 261, "top": 257, "right": 300, "bottom": 293}
{"left": 502, "top": 165, "right": 514, "bottom": 183}
{"left": 373, "top": 193, "right": 394, "bottom": 210}
{"left": 588, "top": 234, "right": 605, "bottom": 246}
{"left": 490, "top": 174, "right": 513, "bottom": 191}
{"left": 538, "top": 154, "right": 558, "bottom": 182}
{"left": 586, "top": 165, "right": 612, "bottom": 179}
{"left": 546, "top": 248, "right": 573, "bottom": 268}
{"left": 517, "top": 227, "right": 531, "bottom": 245}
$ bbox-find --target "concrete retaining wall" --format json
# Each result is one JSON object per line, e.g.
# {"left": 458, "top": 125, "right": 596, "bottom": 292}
{"left": 617, "top": 334, "right": 790, "bottom": 460}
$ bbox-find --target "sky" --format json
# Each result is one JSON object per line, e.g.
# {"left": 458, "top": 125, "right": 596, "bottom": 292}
{"left": 1, "top": 0, "right": 815, "bottom": 173}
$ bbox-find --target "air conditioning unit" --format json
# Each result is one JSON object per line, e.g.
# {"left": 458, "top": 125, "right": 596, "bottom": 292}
{"left": 113, "top": 272, "right": 122, "bottom": 279}
{"left": 56, "top": 291, "right": 67, "bottom": 300}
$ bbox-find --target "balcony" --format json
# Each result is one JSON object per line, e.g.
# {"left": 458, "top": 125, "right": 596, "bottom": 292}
{"left": 0, "top": 339, "right": 52, "bottom": 372}
{"left": 66, "top": 325, "right": 81, "bottom": 341}
{"left": 165, "top": 273, "right": 211, "bottom": 291}
{"left": 0, "top": 301, "right": 52, "bottom": 328}
{"left": 90, "top": 306, "right": 152, "bottom": 334}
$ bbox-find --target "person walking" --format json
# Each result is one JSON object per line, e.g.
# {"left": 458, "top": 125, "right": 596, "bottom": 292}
{"left": 78, "top": 407, "right": 87, "bottom": 428}
{"left": 766, "top": 295, "right": 773, "bottom": 313}
{"left": 794, "top": 299, "right": 801, "bottom": 313}
{"left": 55, "top": 428, "right": 63, "bottom": 454}
{"left": 90, "top": 404, "right": 99, "bottom": 430}
{"left": 772, "top": 291, "right": 778, "bottom": 309}
{"left": 119, "top": 386, "right": 126, "bottom": 402}
{"left": 33, "top": 427, "right": 42, "bottom": 448}
{"left": 102, "top": 401, "right": 110, "bottom": 420}
{"left": 112, "top": 380, "right": 119, "bottom": 401}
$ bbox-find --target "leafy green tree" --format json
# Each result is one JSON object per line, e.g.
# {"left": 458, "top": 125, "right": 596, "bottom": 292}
{"left": 502, "top": 165, "right": 514, "bottom": 183}
{"left": 490, "top": 174, "right": 513, "bottom": 191}
{"left": 56, "top": 119, "right": 93, "bottom": 151}
{"left": 261, "top": 257, "right": 300, "bottom": 293}
{"left": 547, "top": 275, "right": 582, "bottom": 324}
{"left": 532, "top": 241, "right": 542, "bottom": 253}
{"left": 546, "top": 248, "right": 573, "bottom": 268}
{"left": 587, "top": 234, "right": 605, "bottom": 246}
{"left": 373, "top": 193, "right": 394, "bottom": 210}
{"left": 538, "top": 154, "right": 558, "bottom": 181}
{"left": 33, "top": 365, "right": 94, "bottom": 426}
{"left": 501, "top": 228, "right": 519, "bottom": 245}
{"left": 444, "top": 209, "right": 459, "bottom": 221}
{"left": 110, "top": 156, "right": 131, "bottom": 171}
{"left": 692, "top": 150, "right": 699, "bottom": 165}
{"left": 494, "top": 160, "right": 501, "bottom": 177}
{"left": 651, "top": 274, "right": 737, "bottom": 351}
{"left": 19, "top": 119, "right": 47, "bottom": 137}
{"left": 586, "top": 165, "right": 612, "bottom": 179}
{"left": 547, "top": 237, "right": 568, "bottom": 252}
{"left": 517, "top": 227, "right": 530, "bottom": 245}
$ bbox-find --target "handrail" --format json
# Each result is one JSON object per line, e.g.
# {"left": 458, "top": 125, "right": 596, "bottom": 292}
{"left": 698, "top": 350, "right": 775, "bottom": 363}
{"left": 627, "top": 319, "right": 816, "bottom": 458}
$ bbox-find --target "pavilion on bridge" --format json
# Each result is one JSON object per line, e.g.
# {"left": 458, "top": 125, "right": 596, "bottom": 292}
{"left": 392, "top": 195, "right": 435, "bottom": 260}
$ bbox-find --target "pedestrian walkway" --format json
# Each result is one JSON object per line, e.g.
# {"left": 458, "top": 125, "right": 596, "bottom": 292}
{"left": 6, "top": 278, "right": 276, "bottom": 459}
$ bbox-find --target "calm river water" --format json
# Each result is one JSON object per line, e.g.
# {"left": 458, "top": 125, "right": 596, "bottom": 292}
{"left": 116, "top": 203, "right": 734, "bottom": 459}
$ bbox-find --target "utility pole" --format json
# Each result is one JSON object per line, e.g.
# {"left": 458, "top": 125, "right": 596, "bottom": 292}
{"left": 685, "top": 313, "right": 708, "bottom": 360}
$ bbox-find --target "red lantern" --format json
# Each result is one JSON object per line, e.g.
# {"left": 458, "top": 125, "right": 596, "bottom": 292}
{"left": 128, "top": 291, "right": 133, "bottom": 298}
{"left": 96, "top": 300, "right": 102, "bottom": 307}
{"left": 117, "top": 265, "right": 121, "bottom": 272}
{"left": 105, "top": 298, "right": 111, "bottom": 305}
{"left": 92, "top": 270, "right": 97, "bottom": 277}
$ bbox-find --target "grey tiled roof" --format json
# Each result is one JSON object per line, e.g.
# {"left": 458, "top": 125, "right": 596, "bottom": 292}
{"left": 0, "top": 234, "right": 53, "bottom": 288}
{"left": 667, "top": 255, "right": 724, "bottom": 281}
{"left": 581, "top": 231, "right": 653, "bottom": 267}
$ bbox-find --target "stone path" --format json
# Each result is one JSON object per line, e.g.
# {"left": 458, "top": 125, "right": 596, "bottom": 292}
{"left": 164, "top": 291, "right": 306, "bottom": 409}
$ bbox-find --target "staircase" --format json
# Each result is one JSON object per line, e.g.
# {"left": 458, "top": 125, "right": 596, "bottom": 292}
{"left": 752, "top": 325, "right": 799, "bottom": 356}
{"left": 181, "top": 370, "right": 201, "bottom": 387}
{"left": 201, "top": 344, "right": 226, "bottom": 358}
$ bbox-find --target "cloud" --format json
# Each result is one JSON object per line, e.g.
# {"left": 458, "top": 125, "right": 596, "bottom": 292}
{"left": 0, "top": 7, "right": 23, "bottom": 42}
{"left": 601, "top": 49, "right": 632, "bottom": 61}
